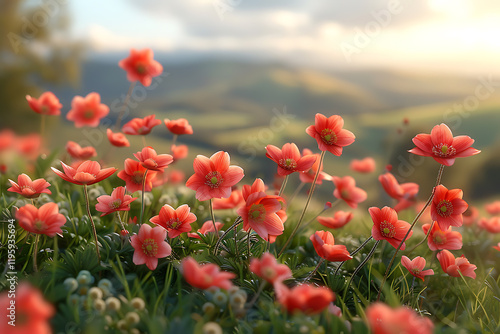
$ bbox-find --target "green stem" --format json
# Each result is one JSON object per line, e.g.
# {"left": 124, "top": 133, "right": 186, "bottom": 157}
{"left": 376, "top": 164, "right": 445, "bottom": 301}
{"left": 334, "top": 236, "right": 373, "bottom": 276}
{"left": 278, "top": 175, "right": 289, "bottom": 197}
{"left": 142, "top": 136, "right": 147, "bottom": 147}
{"left": 139, "top": 170, "right": 148, "bottom": 225}
{"left": 209, "top": 199, "right": 219, "bottom": 240}
{"left": 297, "top": 198, "right": 341, "bottom": 235}
{"left": 407, "top": 221, "right": 435, "bottom": 254}
{"left": 287, "top": 181, "right": 305, "bottom": 205}
{"left": 171, "top": 134, "right": 178, "bottom": 150}
{"left": 33, "top": 234, "right": 40, "bottom": 272}
{"left": 247, "top": 280, "right": 267, "bottom": 310}
{"left": 344, "top": 240, "right": 381, "bottom": 300}
{"left": 214, "top": 216, "right": 242, "bottom": 253}
{"left": 83, "top": 184, "right": 101, "bottom": 262}
{"left": 304, "top": 258, "right": 325, "bottom": 282}
{"left": 278, "top": 151, "right": 325, "bottom": 257}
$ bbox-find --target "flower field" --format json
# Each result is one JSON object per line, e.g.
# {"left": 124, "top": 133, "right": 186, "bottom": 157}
{"left": 1, "top": 49, "right": 500, "bottom": 334}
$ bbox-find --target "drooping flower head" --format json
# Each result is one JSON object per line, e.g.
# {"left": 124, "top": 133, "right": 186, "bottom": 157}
{"left": 117, "top": 158, "right": 157, "bottom": 193}
{"left": 66, "top": 92, "right": 109, "bottom": 128}
{"left": 186, "top": 151, "right": 244, "bottom": 201}
{"left": 130, "top": 224, "right": 171, "bottom": 270}
{"left": 65, "top": 141, "right": 97, "bottom": 160}
{"left": 26, "top": 91, "right": 62, "bottom": 115}
{"left": 8, "top": 173, "right": 51, "bottom": 198}
{"left": 16, "top": 202, "right": 66, "bottom": 237}
{"left": 187, "top": 220, "right": 224, "bottom": 239}
{"left": 401, "top": 256, "right": 434, "bottom": 281}
{"left": 249, "top": 252, "right": 292, "bottom": 284}
{"left": 378, "top": 172, "right": 419, "bottom": 212}
{"left": 422, "top": 223, "right": 462, "bottom": 251}
{"left": 274, "top": 282, "right": 335, "bottom": 315}
{"left": 369, "top": 206, "right": 413, "bottom": 250}
{"left": 408, "top": 123, "right": 480, "bottom": 166}
{"left": 150, "top": 204, "right": 197, "bottom": 238}
{"left": 299, "top": 148, "right": 332, "bottom": 184}
{"left": 431, "top": 185, "right": 468, "bottom": 230}
{"left": 95, "top": 186, "right": 137, "bottom": 217}
{"left": 350, "top": 157, "right": 376, "bottom": 173}
{"left": 52, "top": 160, "right": 117, "bottom": 185}
{"left": 437, "top": 249, "right": 477, "bottom": 279}
{"left": 332, "top": 176, "right": 367, "bottom": 209}
{"left": 366, "top": 302, "right": 434, "bottom": 334}
{"left": 119, "top": 48, "right": 163, "bottom": 87}
{"left": 107, "top": 129, "right": 130, "bottom": 147}
{"left": 181, "top": 257, "right": 235, "bottom": 290}
{"left": 310, "top": 230, "right": 352, "bottom": 262}
{"left": 265, "top": 143, "right": 316, "bottom": 176}
{"left": 317, "top": 211, "right": 353, "bottom": 229}
{"left": 306, "top": 113, "right": 355, "bottom": 156}
{"left": 133, "top": 146, "right": 173, "bottom": 172}
{"left": 164, "top": 118, "right": 193, "bottom": 135}
{"left": 122, "top": 114, "right": 162, "bottom": 136}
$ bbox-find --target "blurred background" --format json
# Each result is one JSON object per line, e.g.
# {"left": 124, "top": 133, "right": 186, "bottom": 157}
{"left": 1, "top": 0, "right": 500, "bottom": 206}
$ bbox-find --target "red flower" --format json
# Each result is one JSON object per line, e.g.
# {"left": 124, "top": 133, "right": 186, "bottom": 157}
{"left": 212, "top": 189, "right": 244, "bottom": 210}
{"left": 422, "top": 223, "right": 462, "bottom": 251}
{"left": 0, "top": 283, "right": 55, "bottom": 334}
{"left": 350, "top": 157, "right": 376, "bottom": 173}
{"left": 171, "top": 144, "right": 188, "bottom": 161}
{"left": 299, "top": 148, "right": 332, "bottom": 185}
{"left": 95, "top": 186, "right": 137, "bottom": 217}
{"left": 369, "top": 206, "right": 413, "bottom": 250}
{"left": 134, "top": 146, "right": 173, "bottom": 172}
{"left": 8, "top": 173, "right": 51, "bottom": 198}
{"left": 118, "top": 159, "right": 157, "bottom": 193}
{"left": 431, "top": 185, "right": 468, "bottom": 230}
{"left": 66, "top": 92, "right": 109, "bottom": 128}
{"left": 485, "top": 201, "right": 500, "bottom": 215}
{"left": 478, "top": 217, "right": 500, "bottom": 233}
{"left": 16, "top": 133, "right": 42, "bottom": 158}
{"left": 332, "top": 176, "right": 367, "bottom": 209}
{"left": 119, "top": 48, "right": 163, "bottom": 87}
{"left": 408, "top": 123, "right": 480, "bottom": 166}
{"left": 265, "top": 143, "right": 317, "bottom": 176}
{"left": 106, "top": 129, "right": 130, "bottom": 147}
{"left": 186, "top": 151, "right": 244, "bottom": 201}
{"left": 150, "top": 204, "right": 197, "bottom": 238}
{"left": 401, "top": 256, "right": 434, "bottom": 281}
{"left": 249, "top": 252, "right": 292, "bottom": 284}
{"left": 164, "top": 118, "right": 193, "bottom": 135}
{"left": 306, "top": 113, "right": 355, "bottom": 156}
{"left": 317, "top": 211, "right": 353, "bottom": 229}
{"left": 16, "top": 202, "right": 66, "bottom": 237}
{"left": 310, "top": 230, "right": 352, "bottom": 262}
{"left": 131, "top": 224, "right": 171, "bottom": 270}
{"left": 122, "top": 114, "right": 162, "bottom": 135}
{"left": 462, "top": 206, "right": 479, "bottom": 226}
{"left": 26, "top": 91, "right": 62, "bottom": 115}
{"left": 378, "top": 172, "right": 419, "bottom": 212}
{"left": 52, "top": 160, "right": 117, "bottom": 185}
{"left": 366, "top": 302, "right": 434, "bottom": 334}
{"left": 65, "top": 141, "right": 97, "bottom": 160}
{"left": 437, "top": 250, "right": 477, "bottom": 279}
{"left": 0, "top": 129, "right": 15, "bottom": 152}
{"left": 187, "top": 220, "right": 223, "bottom": 239}
{"left": 274, "top": 282, "right": 334, "bottom": 315}
{"left": 493, "top": 243, "right": 500, "bottom": 251}
{"left": 181, "top": 256, "right": 235, "bottom": 290}
{"left": 242, "top": 178, "right": 267, "bottom": 199}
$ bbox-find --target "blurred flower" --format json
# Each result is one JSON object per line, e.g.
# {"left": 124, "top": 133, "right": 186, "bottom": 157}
{"left": 478, "top": 217, "right": 500, "bottom": 233}
{"left": 0, "top": 129, "right": 14, "bottom": 152}
{"left": 493, "top": 243, "right": 500, "bottom": 251}
{"left": 317, "top": 211, "right": 353, "bottom": 229}
{"left": 369, "top": 206, "right": 412, "bottom": 250}
{"left": 274, "top": 282, "right": 334, "bottom": 315}
{"left": 202, "top": 322, "right": 223, "bottom": 334}
{"left": 171, "top": 144, "right": 188, "bottom": 161}
{"left": 122, "top": 114, "right": 161, "bottom": 135}
{"left": 306, "top": 113, "right": 355, "bottom": 156}
{"left": 8, "top": 173, "right": 51, "bottom": 198}
{"left": 16, "top": 133, "right": 41, "bottom": 158}
{"left": 186, "top": 151, "right": 244, "bottom": 201}
{"left": 52, "top": 160, "right": 117, "bottom": 185}
{"left": 408, "top": 123, "right": 480, "bottom": 166}
{"left": 65, "top": 141, "right": 97, "bottom": 160}
{"left": 401, "top": 256, "right": 434, "bottom": 281}
{"left": 332, "top": 176, "right": 367, "bottom": 209}
{"left": 76, "top": 270, "right": 94, "bottom": 285}
{"left": 299, "top": 148, "right": 332, "bottom": 184}
{"left": 423, "top": 223, "right": 462, "bottom": 251}
{"left": 437, "top": 249, "right": 476, "bottom": 279}
{"left": 212, "top": 189, "right": 244, "bottom": 210}
{"left": 134, "top": 146, "right": 173, "bottom": 172}
{"left": 26, "top": 91, "right": 62, "bottom": 116}
{"left": 249, "top": 252, "right": 292, "bottom": 284}
{"left": 164, "top": 118, "right": 193, "bottom": 135}
{"left": 181, "top": 256, "right": 235, "bottom": 290}
{"left": 366, "top": 302, "right": 434, "bottom": 334}
{"left": 431, "top": 185, "right": 468, "bottom": 230}
{"left": 16, "top": 202, "right": 66, "bottom": 237}
{"left": 462, "top": 206, "right": 479, "bottom": 226}
{"left": 118, "top": 158, "right": 157, "bottom": 193}
{"left": 265, "top": 143, "right": 316, "bottom": 176}
{"left": 378, "top": 172, "right": 419, "bottom": 212}
{"left": 187, "top": 220, "right": 223, "bottom": 239}
{"left": 131, "top": 224, "right": 171, "bottom": 270}
{"left": 150, "top": 204, "right": 197, "bottom": 238}
{"left": 350, "top": 157, "right": 376, "bottom": 173}
{"left": 106, "top": 129, "right": 130, "bottom": 147}
{"left": 310, "top": 230, "right": 352, "bottom": 262}
{"left": 67, "top": 92, "right": 109, "bottom": 128}
{"left": 0, "top": 282, "right": 55, "bottom": 334}
{"left": 119, "top": 48, "right": 163, "bottom": 87}
{"left": 485, "top": 201, "right": 500, "bottom": 215}
{"left": 95, "top": 186, "right": 137, "bottom": 217}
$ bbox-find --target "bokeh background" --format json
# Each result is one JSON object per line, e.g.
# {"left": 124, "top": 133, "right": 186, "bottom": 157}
{"left": 1, "top": 0, "right": 500, "bottom": 206}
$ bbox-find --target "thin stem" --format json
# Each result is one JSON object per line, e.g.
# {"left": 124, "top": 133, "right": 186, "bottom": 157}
{"left": 288, "top": 181, "right": 305, "bottom": 205}
{"left": 40, "top": 114, "right": 46, "bottom": 147}
{"left": 114, "top": 81, "right": 136, "bottom": 131}
{"left": 214, "top": 217, "right": 242, "bottom": 254}
{"left": 344, "top": 240, "right": 381, "bottom": 300}
{"left": 33, "top": 234, "right": 40, "bottom": 272}
{"left": 209, "top": 199, "right": 219, "bottom": 240}
{"left": 247, "top": 228, "right": 252, "bottom": 257}
{"left": 142, "top": 136, "right": 147, "bottom": 148}
{"left": 407, "top": 221, "right": 434, "bottom": 254}
{"left": 247, "top": 280, "right": 267, "bottom": 310}
{"left": 377, "top": 164, "right": 445, "bottom": 301}
{"left": 297, "top": 198, "right": 341, "bottom": 235}
{"left": 278, "top": 175, "right": 289, "bottom": 197}
{"left": 139, "top": 170, "right": 148, "bottom": 225}
{"left": 334, "top": 236, "right": 373, "bottom": 276}
{"left": 84, "top": 184, "right": 101, "bottom": 262}
{"left": 171, "top": 134, "right": 178, "bottom": 149}
{"left": 304, "top": 258, "right": 325, "bottom": 282}
{"left": 278, "top": 151, "right": 326, "bottom": 258}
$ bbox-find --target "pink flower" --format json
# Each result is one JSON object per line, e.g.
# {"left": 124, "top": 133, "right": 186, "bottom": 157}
{"left": 332, "top": 176, "right": 367, "bottom": 209}
{"left": 186, "top": 151, "right": 244, "bottom": 201}
{"left": 52, "top": 160, "right": 117, "bottom": 186}
{"left": 274, "top": 282, "right": 334, "bottom": 315}
{"left": 306, "top": 113, "right": 355, "bottom": 156}
{"left": 119, "top": 48, "right": 163, "bottom": 87}
{"left": 150, "top": 204, "right": 197, "bottom": 238}
{"left": 171, "top": 144, "right": 188, "bottom": 162}
{"left": 106, "top": 129, "right": 130, "bottom": 147}
{"left": 431, "top": 185, "right": 468, "bottom": 230}
{"left": 369, "top": 206, "right": 413, "bottom": 250}
{"left": 133, "top": 146, "right": 173, "bottom": 172}
{"left": 366, "top": 302, "right": 434, "bottom": 334}
{"left": 350, "top": 157, "right": 376, "bottom": 173}
{"left": 187, "top": 220, "right": 224, "bottom": 239}
{"left": 408, "top": 123, "right": 480, "bottom": 166}
{"left": 462, "top": 206, "right": 479, "bottom": 226}
{"left": 422, "top": 223, "right": 462, "bottom": 251}
{"left": 485, "top": 201, "right": 500, "bottom": 215}
{"left": 401, "top": 256, "right": 434, "bottom": 281}
{"left": 212, "top": 189, "right": 244, "bottom": 210}
{"left": 317, "top": 211, "right": 353, "bottom": 229}
{"left": 378, "top": 172, "right": 419, "bottom": 212}
{"left": 16, "top": 133, "right": 42, "bottom": 158}
{"left": 117, "top": 159, "right": 157, "bottom": 193}
{"left": 265, "top": 143, "right": 317, "bottom": 176}
{"left": 66, "top": 92, "right": 109, "bottom": 128}
{"left": 0, "top": 129, "right": 15, "bottom": 152}
{"left": 164, "top": 118, "right": 193, "bottom": 135}
{"left": 26, "top": 91, "right": 62, "bottom": 115}
{"left": 131, "top": 224, "right": 172, "bottom": 270}
{"left": 310, "top": 230, "right": 352, "bottom": 262}
{"left": 478, "top": 217, "right": 500, "bottom": 233}
{"left": 437, "top": 250, "right": 477, "bottom": 279}
{"left": 8, "top": 173, "right": 51, "bottom": 198}
{"left": 65, "top": 141, "right": 97, "bottom": 160}
{"left": 299, "top": 148, "right": 332, "bottom": 184}
{"left": 95, "top": 187, "right": 137, "bottom": 217}
{"left": 249, "top": 252, "right": 292, "bottom": 284}
{"left": 16, "top": 203, "right": 66, "bottom": 237}
{"left": 181, "top": 257, "right": 235, "bottom": 290}
{"left": 122, "top": 114, "right": 162, "bottom": 136}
